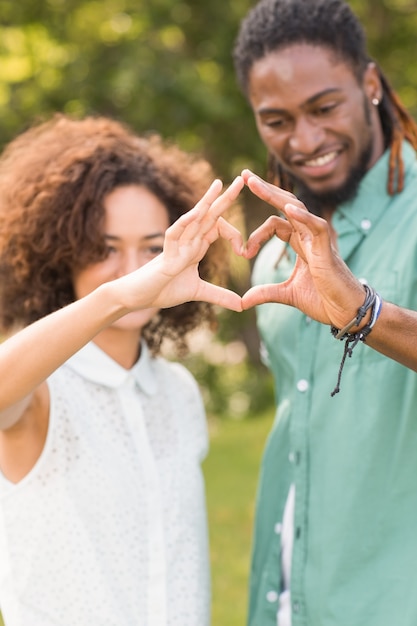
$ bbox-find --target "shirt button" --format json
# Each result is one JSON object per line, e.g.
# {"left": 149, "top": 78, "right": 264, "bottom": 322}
{"left": 274, "top": 522, "right": 282, "bottom": 535}
{"left": 296, "top": 379, "right": 309, "bottom": 392}
{"left": 361, "top": 218, "right": 372, "bottom": 231}
{"left": 266, "top": 590, "right": 279, "bottom": 603}
{"left": 125, "top": 373, "right": 135, "bottom": 388}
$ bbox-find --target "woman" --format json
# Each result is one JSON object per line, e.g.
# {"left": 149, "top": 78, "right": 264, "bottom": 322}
{"left": 0, "top": 114, "right": 243, "bottom": 626}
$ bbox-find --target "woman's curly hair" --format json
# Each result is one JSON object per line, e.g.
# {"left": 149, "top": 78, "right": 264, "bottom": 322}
{"left": 0, "top": 114, "right": 232, "bottom": 355}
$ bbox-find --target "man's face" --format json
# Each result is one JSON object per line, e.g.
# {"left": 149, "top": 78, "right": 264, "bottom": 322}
{"left": 248, "top": 44, "right": 384, "bottom": 213}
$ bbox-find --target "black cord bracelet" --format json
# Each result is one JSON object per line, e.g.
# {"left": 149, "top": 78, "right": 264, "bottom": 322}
{"left": 330, "top": 285, "right": 382, "bottom": 396}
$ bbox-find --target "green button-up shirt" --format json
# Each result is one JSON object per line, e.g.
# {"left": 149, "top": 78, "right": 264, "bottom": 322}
{"left": 249, "top": 142, "right": 417, "bottom": 626}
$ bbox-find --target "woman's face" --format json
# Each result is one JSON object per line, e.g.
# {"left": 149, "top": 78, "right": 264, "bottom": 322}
{"left": 73, "top": 184, "right": 170, "bottom": 332}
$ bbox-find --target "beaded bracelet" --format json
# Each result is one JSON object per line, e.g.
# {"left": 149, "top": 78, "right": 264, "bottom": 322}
{"left": 330, "top": 285, "right": 382, "bottom": 396}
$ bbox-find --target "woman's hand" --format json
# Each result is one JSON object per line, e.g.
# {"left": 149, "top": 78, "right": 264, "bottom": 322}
{"left": 115, "top": 177, "right": 245, "bottom": 313}
{"left": 0, "top": 177, "right": 245, "bottom": 417}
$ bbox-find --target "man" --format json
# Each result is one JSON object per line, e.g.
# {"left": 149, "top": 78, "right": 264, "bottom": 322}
{"left": 233, "top": 1, "right": 417, "bottom": 625}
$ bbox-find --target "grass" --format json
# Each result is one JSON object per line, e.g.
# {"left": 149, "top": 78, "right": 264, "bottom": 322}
{"left": 204, "top": 409, "right": 274, "bottom": 626}
{"left": 0, "top": 410, "right": 274, "bottom": 626}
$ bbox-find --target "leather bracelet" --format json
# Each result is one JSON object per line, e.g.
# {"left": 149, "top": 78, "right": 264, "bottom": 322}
{"left": 330, "top": 285, "right": 382, "bottom": 396}
{"left": 330, "top": 284, "right": 377, "bottom": 340}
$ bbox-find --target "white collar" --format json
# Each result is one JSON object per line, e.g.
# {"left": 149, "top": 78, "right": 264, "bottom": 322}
{"left": 65, "top": 341, "right": 158, "bottom": 395}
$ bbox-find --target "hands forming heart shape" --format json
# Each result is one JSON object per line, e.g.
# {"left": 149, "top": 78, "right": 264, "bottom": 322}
{"left": 154, "top": 168, "right": 368, "bottom": 334}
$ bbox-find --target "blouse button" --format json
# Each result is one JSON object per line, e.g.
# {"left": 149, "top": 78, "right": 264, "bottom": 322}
{"left": 125, "top": 373, "right": 135, "bottom": 388}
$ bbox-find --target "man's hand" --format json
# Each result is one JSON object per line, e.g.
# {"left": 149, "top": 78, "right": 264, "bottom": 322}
{"left": 240, "top": 170, "right": 367, "bottom": 329}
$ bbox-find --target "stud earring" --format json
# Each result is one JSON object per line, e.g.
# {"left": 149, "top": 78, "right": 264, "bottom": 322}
{"left": 372, "top": 97, "right": 380, "bottom": 106}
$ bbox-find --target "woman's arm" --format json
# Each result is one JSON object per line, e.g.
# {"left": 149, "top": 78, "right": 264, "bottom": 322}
{"left": 0, "top": 177, "right": 244, "bottom": 424}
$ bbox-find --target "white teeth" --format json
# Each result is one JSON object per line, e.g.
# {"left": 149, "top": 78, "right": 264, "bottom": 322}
{"left": 304, "top": 151, "right": 338, "bottom": 167}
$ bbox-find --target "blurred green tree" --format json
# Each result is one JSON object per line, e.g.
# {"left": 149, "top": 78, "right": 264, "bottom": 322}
{"left": 0, "top": 0, "right": 263, "bottom": 176}
{"left": 1, "top": 0, "right": 417, "bottom": 179}
{"left": 1, "top": 0, "right": 417, "bottom": 416}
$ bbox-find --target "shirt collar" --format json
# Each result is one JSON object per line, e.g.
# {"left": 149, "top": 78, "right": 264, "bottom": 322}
{"left": 65, "top": 340, "right": 158, "bottom": 395}
{"left": 332, "top": 140, "right": 416, "bottom": 260}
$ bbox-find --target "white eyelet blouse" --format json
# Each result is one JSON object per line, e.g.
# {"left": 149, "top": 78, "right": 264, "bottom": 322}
{"left": 0, "top": 341, "right": 210, "bottom": 626}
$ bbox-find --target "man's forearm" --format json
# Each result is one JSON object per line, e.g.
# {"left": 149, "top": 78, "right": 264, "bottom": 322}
{"left": 365, "top": 301, "right": 417, "bottom": 371}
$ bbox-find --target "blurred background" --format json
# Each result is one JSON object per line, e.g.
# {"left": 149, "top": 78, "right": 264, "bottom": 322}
{"left": 1, "top": 0, "right": 417, "bottom": 623}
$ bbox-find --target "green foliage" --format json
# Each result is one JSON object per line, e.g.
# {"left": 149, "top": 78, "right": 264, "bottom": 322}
{"left": 185, "top": 347, "right": 275, "bottom": 420}
{"left": 351, "top": 0, "right": 417, "bottom": 113}
{"left": 1, "top": 0, "right": 417, "bottom": 181}
{"left": 0, "top": 0, "right": 262, "bottom": 178}
{"left": 1, "top": 0, "right": 417, "bottom": 411}
{"left": 204, "top": 409, "right": 275, "bottom": 625}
